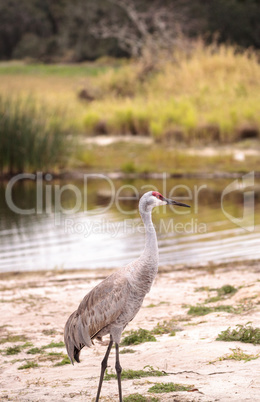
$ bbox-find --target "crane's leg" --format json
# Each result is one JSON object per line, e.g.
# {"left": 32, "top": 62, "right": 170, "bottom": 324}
{"left": 95, "top": 336, "right": 113, "bottom": 402}
{"left": 115, "top": 343, "right": 123, "bottom": 402}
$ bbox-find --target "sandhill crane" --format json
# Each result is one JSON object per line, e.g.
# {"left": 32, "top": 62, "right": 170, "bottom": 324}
{"left": 64, "top": 191, "right": 190, "bottom": 401}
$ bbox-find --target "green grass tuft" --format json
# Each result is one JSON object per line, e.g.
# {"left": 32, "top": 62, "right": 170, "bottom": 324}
{"left": 27, "top": 347, "right": 43, "bottom": 355}
{"left": 42, "top": 329, "right": 57, "bottom": 336}
{"left": 48, "top": 352, "right": 64, "bottom": 356}
{"left": 123, "top": 394, "right": 159, "bottom": 402}
{"left": 214, "top": 305, "right": 236, "bottom": 314}
{"left": 18, "top": 361, "right": 39, "bottom": 370}
{"left": 4, "top": 342, "right": 33, "bottom": 355}
{"left": 217, "top": 285, "right": 238, "bottom": 296}
{"left": 37, "top": 351, "right": 67, "bottom": 363}
{"left": 207, "top": 284, "right": 238, "bottom": 303}
{"left": 42, "top": 341, "right": 65, "bottom": 349}
{"left": 104, "top": 366, "right": 168, "bottom": 381}
{"left": 216, "top": 324, "right": 260, "bottom": 344}
{"left": 151, "top": 319, "right": 178, "bottom": 336}
{"left": 187, "top": 304, "right": 241, "bottom": 316}
{"left": 5, "top": 345, "right": 22, "bottom": 355}
{"left": 206, "top": 296, "right": 222, "bottom": 303}
{"left": 0, "top": 334, "right": 28, "bottom": 344}
{"left": 54, "top": 356, "right": 71, "bottom": 366}
{"left": 187, "top": 305, "right": 213, "bottom": 316}
{"left": 148, "top": 382, "right": 194, "bottom": 393}
{"left": 121, "top": 329, "right": 156, "bottom": 346}
{"left": 211, "top": 347, "right": 260, "bottom": 363}
{"left": 120, "top": 348, "right": 136, "bottom": 354}
{"left": 22, "top": 342, "right": 34, "bottom": 348}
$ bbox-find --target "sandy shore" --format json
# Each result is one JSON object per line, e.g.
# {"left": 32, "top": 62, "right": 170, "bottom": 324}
{"left": 0, "top": 260, "right": 260, "bottom": 401}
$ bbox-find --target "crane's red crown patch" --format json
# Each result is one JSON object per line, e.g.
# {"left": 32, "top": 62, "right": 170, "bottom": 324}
{"left": 152, "top": 191, "right": 164, "bottom": 200}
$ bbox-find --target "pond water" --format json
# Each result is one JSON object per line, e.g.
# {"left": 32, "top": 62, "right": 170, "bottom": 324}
{"left": 0, "top": 175, "right": 259, "bottom": 273}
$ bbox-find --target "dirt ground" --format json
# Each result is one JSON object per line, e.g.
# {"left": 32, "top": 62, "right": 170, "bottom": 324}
{"left": 0, "top": 260, "right": 260, "bottom": 402}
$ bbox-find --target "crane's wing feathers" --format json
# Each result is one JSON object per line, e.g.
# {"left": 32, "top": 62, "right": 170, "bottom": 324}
{"left": 79, "top": 271, "right": 129, "bottom": 337}
{"left": 64, "top": 271, "right": 129, "bottom": 363}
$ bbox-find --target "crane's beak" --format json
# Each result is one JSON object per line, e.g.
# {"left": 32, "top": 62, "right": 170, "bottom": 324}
{"left": 164, "top": 198, "right": 190, "bottom": 208}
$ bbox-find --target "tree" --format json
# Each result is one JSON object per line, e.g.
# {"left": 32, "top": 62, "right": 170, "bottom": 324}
{"left": 0, "top": 0, "right": 259, "bottom": 61}
{"left": 191, "top": 0, "right": 260, "bottom": 49}
{"left": 89, "top": 0, "right": 189, "bottom": 58}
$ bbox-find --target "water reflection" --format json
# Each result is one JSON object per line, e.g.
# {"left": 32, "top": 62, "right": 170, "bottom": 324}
{"left": 0, "top": 177, "right": 259, "bottom": 272}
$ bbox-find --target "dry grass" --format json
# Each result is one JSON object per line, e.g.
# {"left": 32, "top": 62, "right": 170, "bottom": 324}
{"left": 0, "top": 43, "right": 259, "bottom": 145}
{"left": 210, "top": 347, "right": 260, "bottom": 363}
{"left": 83, "top": 43, "right": 260, "bottom": 143}
{"left": 0, "top": 44, "right": 259, "bottom": 174}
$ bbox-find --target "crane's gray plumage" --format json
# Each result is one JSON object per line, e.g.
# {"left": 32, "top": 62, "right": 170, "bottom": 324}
{"left": 64, "top": 191, "right": 190, "bottom": 401}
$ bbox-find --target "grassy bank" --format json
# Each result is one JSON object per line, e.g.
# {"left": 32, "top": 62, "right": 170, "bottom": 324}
{"left": 0, "top": 61, "right": 111, "bottom": 77}
{"left": 0, "top": 43, "right": 259, "bottom": 144}
{"left": 84, "top": 44, "right": 260, "bottom": 143}
{"left": 0, "top": 43, "right": 259, "bottom": 174}
{"left": 77, "top": 141, "right": 260, "bottom": 175}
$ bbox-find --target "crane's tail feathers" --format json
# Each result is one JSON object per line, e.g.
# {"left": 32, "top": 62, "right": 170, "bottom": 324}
{"left": 73, "top": 346, "right": 81, "bottom": 363}
{"left": 78, "top": 315, "right": 92, "bottom": 347}
{"left": 64, "top": 311, "right": 92, "bottom": 364}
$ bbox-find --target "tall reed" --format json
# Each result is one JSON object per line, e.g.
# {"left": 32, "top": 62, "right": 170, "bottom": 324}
{"left": 0, "top": 96, "right": 72, "bottom": 175}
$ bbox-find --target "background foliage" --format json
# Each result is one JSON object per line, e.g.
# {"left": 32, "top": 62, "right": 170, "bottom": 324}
{"left": 0, "top": 0, "right": 259, "bottom": 62}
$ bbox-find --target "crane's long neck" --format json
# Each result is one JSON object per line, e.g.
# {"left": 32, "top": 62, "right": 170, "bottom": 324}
{"left": 126, "top": 205, "right": 159, "bottom": 296}
{"left": 140, "top": 208, "right": 159, "bottom": 266}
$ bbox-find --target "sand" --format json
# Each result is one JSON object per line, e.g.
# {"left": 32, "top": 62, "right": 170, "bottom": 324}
{"left": 0, "top": 261, "right": 260, "bottom": 402}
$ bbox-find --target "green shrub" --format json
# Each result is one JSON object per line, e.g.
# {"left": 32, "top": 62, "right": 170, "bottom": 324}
{"left": 217, "top": 324, "right": 260, "bottom": 344}
{"left": 83, "top": 111, "right": 101, "bottom": 134}
{"left": 121, "top": 161, "right": 136, "bottom": 173}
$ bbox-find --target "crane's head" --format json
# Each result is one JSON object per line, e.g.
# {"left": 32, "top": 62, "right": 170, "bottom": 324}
{"left": 139, "top": 191, "right": 190, "bottom": 213}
